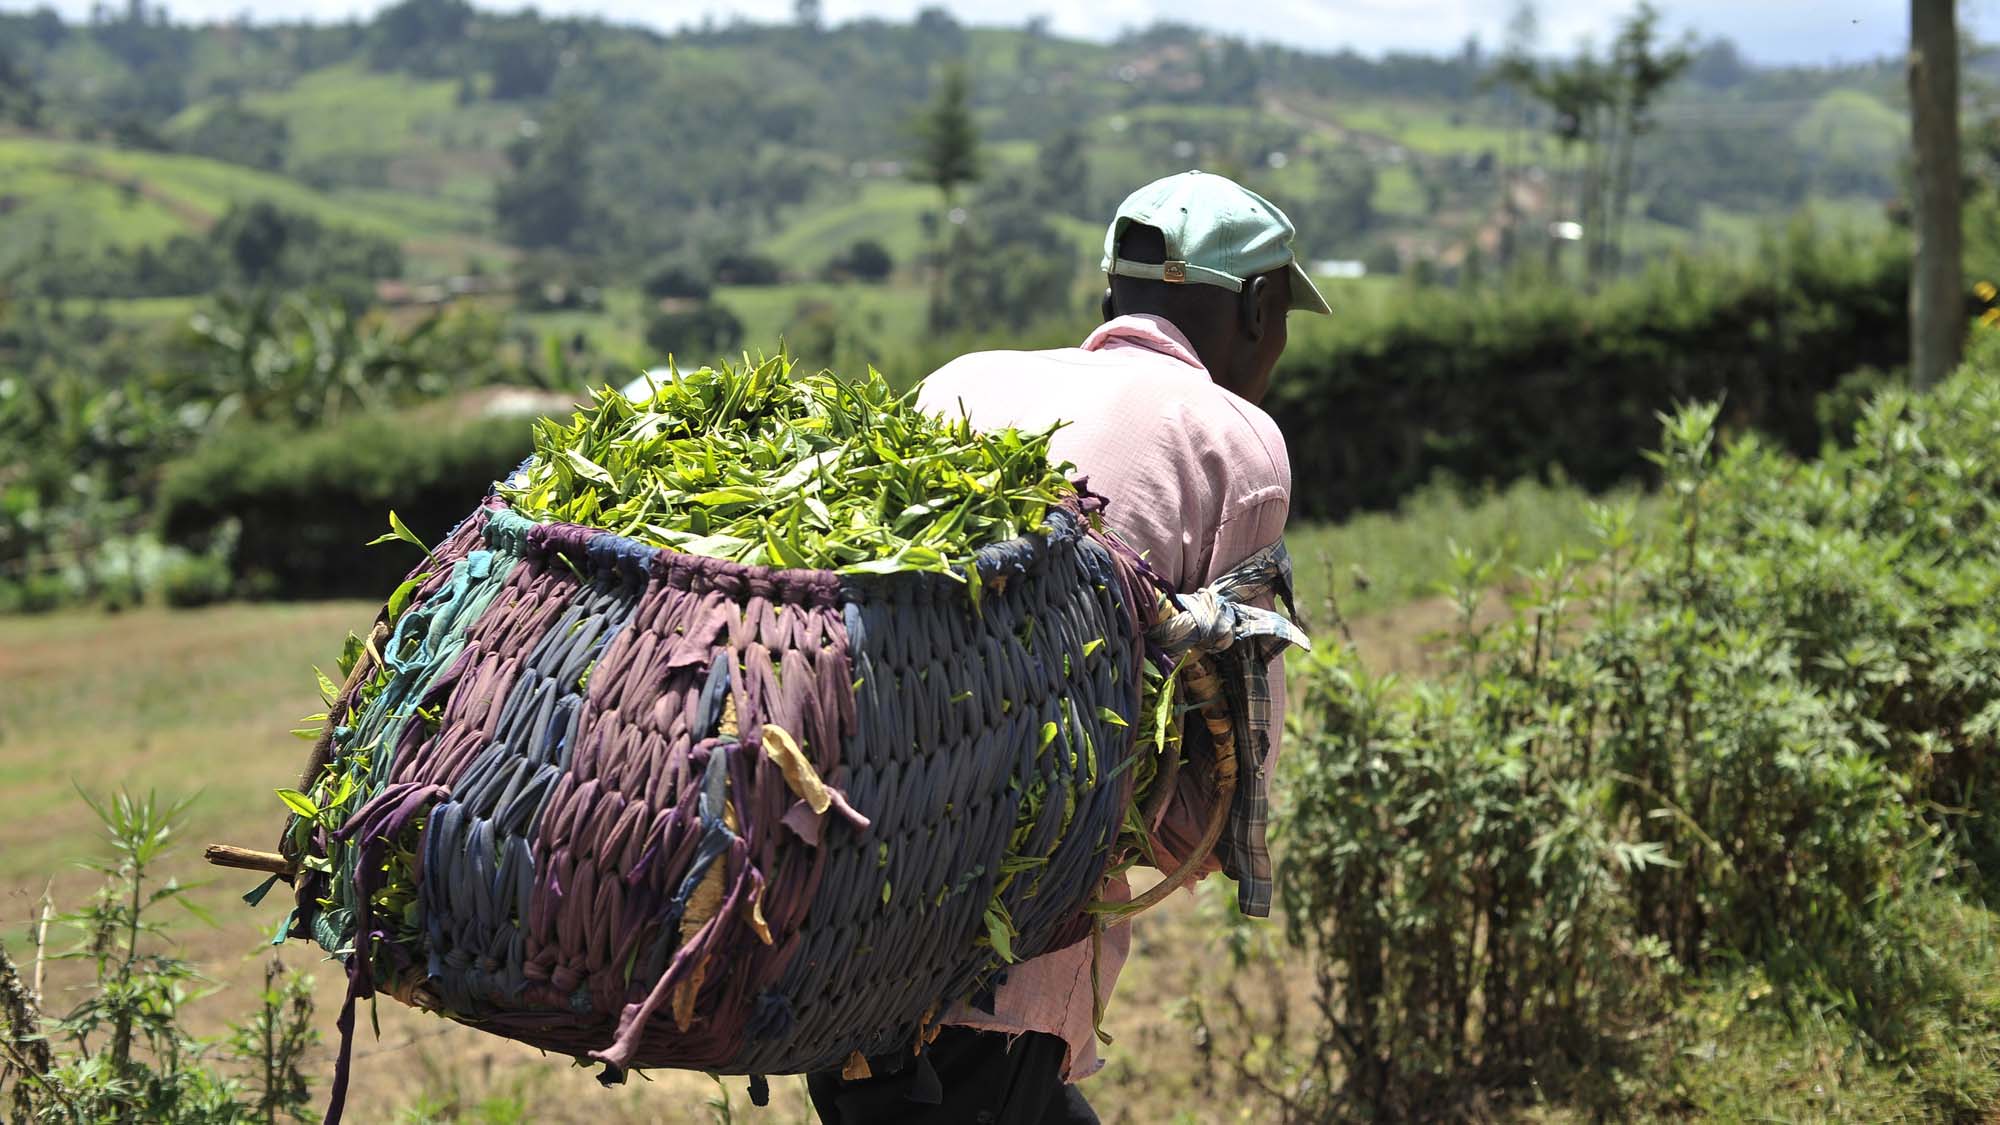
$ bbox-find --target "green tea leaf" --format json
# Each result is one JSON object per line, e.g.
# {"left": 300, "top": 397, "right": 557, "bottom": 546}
{"left": 985, "top": 904, "right": 1017, "bottom": 963}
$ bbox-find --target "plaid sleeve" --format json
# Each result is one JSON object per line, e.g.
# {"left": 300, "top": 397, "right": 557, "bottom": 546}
{"left": 1148, "top": 540, "right": 1308, "bottom": 918}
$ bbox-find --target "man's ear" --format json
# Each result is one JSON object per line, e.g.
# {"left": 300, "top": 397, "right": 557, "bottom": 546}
{"left": 1100, "top": 287, "right": 1115, "bottom": 322}
{"left": 1242, "top": 275, "right": 1269, "bottom": 342}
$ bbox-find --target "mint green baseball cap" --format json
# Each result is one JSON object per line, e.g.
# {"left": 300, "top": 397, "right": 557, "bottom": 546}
{"left": 1101, "top": 169, "right": 1331, "bottom": 315}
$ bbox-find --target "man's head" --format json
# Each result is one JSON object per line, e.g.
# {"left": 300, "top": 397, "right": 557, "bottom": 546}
{"left": 1099, "top": 170, "right": 1328, "bottom": 405}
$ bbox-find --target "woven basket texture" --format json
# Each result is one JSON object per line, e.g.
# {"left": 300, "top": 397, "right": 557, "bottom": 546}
{"left": 290, "top": 495, "right": 1154, "bottom": 1078}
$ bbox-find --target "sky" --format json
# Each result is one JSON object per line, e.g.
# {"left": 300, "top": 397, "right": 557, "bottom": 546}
{"left": 12, "top": 0, "right": 2000, "bottom": 66}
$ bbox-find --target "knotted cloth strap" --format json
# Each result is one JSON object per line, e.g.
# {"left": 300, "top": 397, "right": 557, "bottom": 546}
{"left": 1146, "top": 539, "right": 1309, "bottom": 917}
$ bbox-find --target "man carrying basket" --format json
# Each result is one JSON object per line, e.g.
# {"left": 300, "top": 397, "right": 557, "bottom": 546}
{"left": 808, "top": 170, "right": 1328, "bottom": 1124}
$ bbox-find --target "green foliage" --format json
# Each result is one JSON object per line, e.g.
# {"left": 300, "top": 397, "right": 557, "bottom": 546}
{"left": 640, "top": 261, "right": 711, "bottom": 301}
{"left": 907, "top": 63, "right": 981, "bottom": 207}
{"left": 493, "top": 99, "right": 592, "bottom": 252}
{"left": 1266, "top": 354, "right": 2000, "bottom": 1117}
{"left": 156, "top": 403, "right": 537, "bottom": 597}
{"left": 0, "top": 790, "right": 319, "bottom": 1123}
{"left": 170, "top": 291, "right": 513, "bottom": 431}
{"left": 1270, "top": 222, "right": 1909, "bottom": 520}
{"left": 159, "top": 550, "right": 234, "bottom": 608}
{"left": 644, "top": 303, "right": 744, "bottom": 365}
{"left": 822, "top": 239, "right": 893, "bottom": 284}
{"left": 176, "top": 99, "right": 290, "bottom": 173}
{"left": 499, "top": 355, "right": 1072, "bottom": 575}
{"left": 34, "top": 200, "right": 403, "bottom": 302}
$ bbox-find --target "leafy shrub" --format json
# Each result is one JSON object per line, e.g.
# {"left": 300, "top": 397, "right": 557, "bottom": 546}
{"left": 156, "top": 403, "right": 538, "bottom": 598}
{"left": 645, "top": 303, "right": 745, "bottom": 363}
{"left": 1266, "top": 351, "right": 2000, "bottom": 1116}
{"left": 0, "top": 572, "right": 69, "bottom": 614}
{"left": 159, "top": 551, "right": 234, "bottom": 608}
{"left": 824, "top": 239, "right": 894, "bottom": 283}
{"left": 711, "top": 251, "right": 781, "bottom": 286}
{"left": 0, "top": 791, "right": 319, "bottom": 1123}
{"left": 641, "top": 260, "right": 712, "bottom": 301}
{"left": 1269, "top": 221, "right": 1909, "bottom": 520}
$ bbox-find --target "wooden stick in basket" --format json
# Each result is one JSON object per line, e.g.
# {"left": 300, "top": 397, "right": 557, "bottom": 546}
{"left": 204, "top": 845, "right": 296, "bottom": 876}
{"left": 1113, "top": 654, "right": 1238, "bottom": 919}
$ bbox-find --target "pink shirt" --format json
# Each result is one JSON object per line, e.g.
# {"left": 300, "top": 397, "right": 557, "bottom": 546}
{"left": 915, "top": 314, "right": 1291, "bottom": 1080}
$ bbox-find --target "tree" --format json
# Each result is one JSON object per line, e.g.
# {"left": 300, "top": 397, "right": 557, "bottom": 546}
{"left": 642, "top": 261, "right": 711, "bottom": 301}
{"left": 1601, "top": 4, "right": 1691, "bottom": 275}
{"left": 488, "top": 26, "right": 561, "bottom": 101}
{"left": 217, "top": 201, "right": 293, "bottom": 283}
{"left": 180, "top": 100, "right": 289, "bottom": 171}
{"left": 1034, "top": 129, "right": 1090, "bottom": 221}
{"left": 494, "top": 103, "right": 592, "bottom": 252}
{"left": 646, "top": 303, "right": 743, "bottom": 362}
{"left": 909, "top": 63, "right": 981, "bottom": 210}
{"left": 825, "top": 240, "right": 893, "bottom": 283}
{"left": 908, "top": 63, "right": 981, "bottom": 330}
{"left": 1909, "top": 0, "right": 1962, "bottom": 387}
{"left": 1488, "top": 1, "right": 1541, "bottom": 271}
{"left": 711, "top": 251, "right": 781, "bottom": 286}
{"left": 0, "top": 45, "right": 42, "bottom": 127}
{"left": 794, "top": 0, "right": 820, "bottom": 31}
{"left": 1309, "top": 150, "right": 1377, "bottom": 250}
{"left": 933, "top": 169, "right": 1078, "bottom": 334}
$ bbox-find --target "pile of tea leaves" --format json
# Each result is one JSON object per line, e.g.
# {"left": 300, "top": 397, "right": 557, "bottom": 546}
{"left": 499, "top": 355, "right": 1076, "bottom": 577}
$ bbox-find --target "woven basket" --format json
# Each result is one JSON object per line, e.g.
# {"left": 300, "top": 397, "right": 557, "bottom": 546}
{"left": 283, "top": 491, "right": 1181, "bottom": 1085}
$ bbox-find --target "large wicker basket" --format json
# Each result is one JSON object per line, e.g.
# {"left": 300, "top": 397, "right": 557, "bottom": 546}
{"left": 274, "top": 490, "right": 1215, "bottom": 1113}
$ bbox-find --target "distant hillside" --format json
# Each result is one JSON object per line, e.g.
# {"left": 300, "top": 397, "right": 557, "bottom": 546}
{"left": 0, "top": 0, "right": 1940, "bottom": 303}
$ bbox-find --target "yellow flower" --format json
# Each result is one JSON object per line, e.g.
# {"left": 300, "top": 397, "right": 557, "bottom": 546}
{"left": 1977, "top": 280, "right": 2000, "bottom": 303}
{"left": 1983, "top": 308, "right": 2000, "bottom": 328}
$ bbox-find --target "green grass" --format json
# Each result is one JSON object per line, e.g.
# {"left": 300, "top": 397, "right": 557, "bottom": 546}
{"left": 512, "top": 281, "right": 935, "bottom": 372}
{"left": 238, "top": 64, "right": 465, "bottom": 164}
{"left": 1655, "top": 891, "right": 2000, "bottom": 1123}
{"left": 0, "top": 158, "right": 189, "bottom": 264}
{"left": 1286, "top": 476, "right": 1652, "bottom": 620}
{"left": 1328, "top": 100, "right": 1513, "bottom": 154}
{"left": 1371, "top": 162, "right": 1429, "bottom": 218}
{"left": 57, "top": 295, "right": 202, "bottom": 324}
{"left": 0, "top": 135, "right": 508, "bottom": 274}
{"left": 760, "top": 179, "right": 942, "bottom": 272}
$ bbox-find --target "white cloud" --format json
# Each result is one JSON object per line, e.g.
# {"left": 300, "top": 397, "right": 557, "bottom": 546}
{"left": 9, "top": 0, "right": 1998, "bottom": 64}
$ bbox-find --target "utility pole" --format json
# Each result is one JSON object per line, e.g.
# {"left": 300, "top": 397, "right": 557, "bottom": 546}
{"left": 1909, "top": 0, "right": 1963, "bottom": 387}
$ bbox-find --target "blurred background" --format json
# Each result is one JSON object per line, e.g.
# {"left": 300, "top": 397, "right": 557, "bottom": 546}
{"left": 6, "top": 2, "right": 2000, "bottom": 1122}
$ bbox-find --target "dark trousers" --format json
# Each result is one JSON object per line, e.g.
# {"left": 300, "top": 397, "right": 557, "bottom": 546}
{"left": 806, "top": 1027, "right": 1099, "bottom": 1125}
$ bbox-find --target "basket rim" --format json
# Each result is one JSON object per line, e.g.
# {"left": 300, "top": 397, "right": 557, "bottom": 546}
{"left": 473, "top": 495, "right": 1093, "bottom": 607}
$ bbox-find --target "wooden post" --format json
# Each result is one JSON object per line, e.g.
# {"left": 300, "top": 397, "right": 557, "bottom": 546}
{"left": 1909, "top": 0, "right": 1963, "bottom": 388}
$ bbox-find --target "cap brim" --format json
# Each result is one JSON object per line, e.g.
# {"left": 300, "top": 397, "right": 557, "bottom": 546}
{"left": 1287, "top": 260, "right": 1332, "bottom": 315}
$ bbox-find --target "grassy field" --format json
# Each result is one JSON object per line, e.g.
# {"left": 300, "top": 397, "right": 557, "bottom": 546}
{"left": 0, "top": 134, "right": 508, "bottom": 275}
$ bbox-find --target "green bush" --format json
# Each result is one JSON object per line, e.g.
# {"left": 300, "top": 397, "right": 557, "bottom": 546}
{"left": 1268, "top": 350, "right": 2000, "bottom": 1117}
{"left": 1268, "top": 222, "right": 1909, "bottom": 520}
{"left": 156, "top": 404, "right": 538, "bottom": 599}
{"left": 645, "top": 303, "right": 745, "bottom": 363}
{"left": 159, "top": 551, "right": 235, "bottom": 608}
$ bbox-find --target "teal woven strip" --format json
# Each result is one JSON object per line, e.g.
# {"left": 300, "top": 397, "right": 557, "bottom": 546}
{"left": 313, "top": 536, "right": 528, "bottom": 948}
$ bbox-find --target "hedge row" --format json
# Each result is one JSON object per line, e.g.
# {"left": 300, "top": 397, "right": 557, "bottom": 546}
{"left": 1267, "top": 228, "right": 1910, "bottom": 519}
{"left": 157, "top": 404, "right": 537, "bottom": 597}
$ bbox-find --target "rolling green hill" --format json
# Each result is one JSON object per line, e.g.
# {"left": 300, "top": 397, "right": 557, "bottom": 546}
{"left": 0, "top": 133, "right": 509, "bottom": 276}
{"left": 0, "top": 4, "right": 1922, "bottom": 338}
